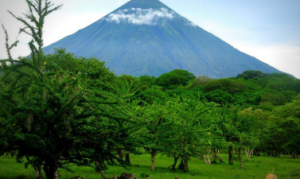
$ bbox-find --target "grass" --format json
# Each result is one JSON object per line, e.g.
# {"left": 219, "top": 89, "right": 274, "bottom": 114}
{"left": 0, "top": 154, "right": 299, "bottom": 179}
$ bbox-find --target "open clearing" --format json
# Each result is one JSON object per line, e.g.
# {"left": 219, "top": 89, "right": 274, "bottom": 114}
{"left": 0, "top": 154, "right": 299, "bottom": 179}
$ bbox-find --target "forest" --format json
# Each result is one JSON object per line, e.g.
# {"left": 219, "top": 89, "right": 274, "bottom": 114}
{"left": 0, "top": 1, "right": 300, "bottom": 179}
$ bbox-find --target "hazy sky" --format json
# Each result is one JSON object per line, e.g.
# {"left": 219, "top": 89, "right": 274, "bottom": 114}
{"left": 0, "top": 0, "right": 299, "bottom": 78}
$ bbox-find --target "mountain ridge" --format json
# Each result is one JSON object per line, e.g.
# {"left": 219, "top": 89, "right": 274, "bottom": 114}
{"left": 43, "top": 0, "right": 282, "bottom": 78}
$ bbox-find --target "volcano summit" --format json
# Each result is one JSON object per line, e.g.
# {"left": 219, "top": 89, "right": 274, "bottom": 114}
{"left": 43, "top": 0, "right": 281, "bottom": 78}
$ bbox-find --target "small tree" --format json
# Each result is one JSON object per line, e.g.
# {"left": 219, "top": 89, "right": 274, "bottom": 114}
{"left": 162, "top": 98, "right": 214, "bottom": 172}
{"left": 155, "top": 69, "right": 195, "bottom": 89}
{"left": 141, "top": 101, "right": 171, "bottom": 171}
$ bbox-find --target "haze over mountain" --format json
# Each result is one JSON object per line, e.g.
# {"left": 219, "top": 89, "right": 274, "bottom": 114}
{"left": 43, "top": 0, "right": 281, "bottom": 78}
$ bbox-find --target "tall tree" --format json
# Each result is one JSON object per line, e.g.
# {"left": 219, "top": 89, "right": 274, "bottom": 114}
{"left": 0, "top": 52, "right": 134, "bottom": 179}
{"left": 0, "top": 1, "right": 133, "bottom": 179}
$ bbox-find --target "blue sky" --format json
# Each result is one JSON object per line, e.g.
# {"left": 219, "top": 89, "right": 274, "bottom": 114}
{"left": 0, "top": 0, "right": 299, "bottom": 78}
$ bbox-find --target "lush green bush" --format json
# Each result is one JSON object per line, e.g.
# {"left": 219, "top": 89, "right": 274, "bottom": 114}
{"left": 204, "top": 79, "right": 248, "bottom": 94}
{"left": 155, "top": 69, "right": 195, "bottom": 89}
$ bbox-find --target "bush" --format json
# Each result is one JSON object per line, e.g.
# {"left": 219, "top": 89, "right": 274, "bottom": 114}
{"left": 204, "top": 79, "right": 248, "bottom": 94}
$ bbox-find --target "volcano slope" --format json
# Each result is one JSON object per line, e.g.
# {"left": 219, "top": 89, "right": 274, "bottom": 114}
{"left": 44, "top": 0, "right": 281, "bottom": 78}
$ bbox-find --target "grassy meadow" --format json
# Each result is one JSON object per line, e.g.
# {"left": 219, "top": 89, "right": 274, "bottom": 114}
{"left": 0, "top": 154, "right": 299, "bottom": 179}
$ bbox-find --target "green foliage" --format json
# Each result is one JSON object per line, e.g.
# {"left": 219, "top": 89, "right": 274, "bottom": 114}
{"left": 256, "top": 72, "right": 300, "bottom": 92}
{"left": 205, "top": 90, "right": 233, "bottom": 104}
{"left": 204, "top": 79, "right": 248, "bottom": 94}
{"left": 118, "top": 74, "right": 138, "bottom": 83}
{"left": 155, "top": 69, "right": 195, "bottom": 89}
{"left": 189, "top": 76, "right": 213, "bottom": 88}
{"left": 45, "top": 49, "right": 116, "bottom": 82}
{"left": 233, "top": 91, "right": 261, "bottom": 105}
{"left": 263, "top": 96, "right": 300, "bottom": 153}
{"left": 161, "top": 98, "right": 214, "bottom": 161}
{"left": 139, "top": 75, "right": 156, "bottom": 87}
{"left": 260, "top": 90, "right": 289, "bottom": 106}
{"left": 236, "top": 70, "right": 265, "bottom": 80}
{"left": 2, "top": 0, "right": 300, "bottom": 178}
{"left": 138, "top": 86, "right": 168, "bottom": 104}
{"left": 0, "top": 52, "right": 134, "bottom": 176}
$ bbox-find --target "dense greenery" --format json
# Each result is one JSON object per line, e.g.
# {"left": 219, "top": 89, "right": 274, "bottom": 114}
{"left": 0, "top": 1, "right": 300, "bottom": 179}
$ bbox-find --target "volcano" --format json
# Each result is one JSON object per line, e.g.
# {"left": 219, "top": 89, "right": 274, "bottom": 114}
{"left": 43, "top": 0, "right": 281, "bottom": 78}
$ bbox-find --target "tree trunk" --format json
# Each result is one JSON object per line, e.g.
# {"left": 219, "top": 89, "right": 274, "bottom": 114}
{"left": 178, "top": 159, "right": 184, "bottom": 170}
{"left": 245, "top": 150, "right": 251, "bottom": 161}
{"left": 183, "top": 159, "right": 189, "bottom": 172}
{"left": 35, "top": 165, "right": 42, "bottom": 179}
{"left": 100, "top": 170, "right": 105, "bottom": 179}
{"left": 212, "top": 148, "right": 217, "bottom": 163}
{"left": 43, "top": 163, "right": 59, "bottom": 179}
{"left": 117, "top": 149, "right": 124, "bottom": 161}
{"left": 54, "top": 170, "right": 59, "bottom": 179}
{"left": 171, "top": 155, "right": 179, "bottom": 171}
{"left": 229, "top": 146, "right": 233, "bottom": 165}
{"left": 292, "top": 152, "right": 298, "bottom": 159}
{"left": 151, "top": 149, "right": 157, "bottom": 171}
{"left": 95, "top": 161, "right": 101, "bottom": 172}
{"left": 203, "top": 154, "right": 211, "bottom": 164}
{"left": 203, "top": 155, "right": 208, "bottom": 164}
{"left": 237, "top": 148, "right": 245, "bottom": 169}
{"left": 25, "top": 156, "right": 42, "bottom": 179}
{"left": 218, "top": 150, "right": 224, "bottom": 163}
{"left": 125, "top": 153, "right": 131, "bottom": 164}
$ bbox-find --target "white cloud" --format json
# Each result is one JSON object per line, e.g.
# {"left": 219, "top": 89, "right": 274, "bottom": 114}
{"left": 103, "top": 8, "right": 175, "bottom": 25}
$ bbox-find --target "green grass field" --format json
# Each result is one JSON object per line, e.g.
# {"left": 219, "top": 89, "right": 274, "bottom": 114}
{"left": 0, "top": 154, "right": 299, "bottom": 179}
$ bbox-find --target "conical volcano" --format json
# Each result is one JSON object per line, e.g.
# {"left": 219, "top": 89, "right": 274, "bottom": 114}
{"left": 44, "top": 0, "right": 281, "bottom": 78}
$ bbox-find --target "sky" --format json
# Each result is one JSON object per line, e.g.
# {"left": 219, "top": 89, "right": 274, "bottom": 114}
{"left": 0, "top": 0, "right": 299, "bottom": 78}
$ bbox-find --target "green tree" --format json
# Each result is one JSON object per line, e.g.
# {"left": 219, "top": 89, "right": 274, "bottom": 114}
{"left": 260, "top": 90, "right": 288, "bottom": 106}
{"left": 216, "top": 105, "right": 256, "bottom": 167}
{"left": 237, "top": 108, "right": 264, "bottom": 161}
{"left": 205, "top": 89, "right": 233, "bottom": 104}
{"left": 162, "top": 98, "right": 214, "bottom": 172}
{"left": 139, "top": 75, "right": 156, "bottom": 87}
{"left": 115, "top": 95, "right": 175, "bottom": 169}
{"left": 263, "top": 95, "right": 300, "bottom": 158}
{"left": 189, "top": 75, "right": 213, "bottom": 88}
{"left": 155, "top": 69, "right": 195, "bottom": 89}
{"left": 138, "top": 86, "right": 168, "bottom": 104}
{"left": 0, "top": 53, "right": 135, "bottom": 179}
{"left": 236, "top": 70, "right": 265, "bottom": 80}
{"left": 137, "top": 101, "right": 171, "bottom": 171}
{"left": 0, "top": 1, "right": 133, "bottom": 179}
{"left": 204, "top": 79, "right": 248, "bottom": 94}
